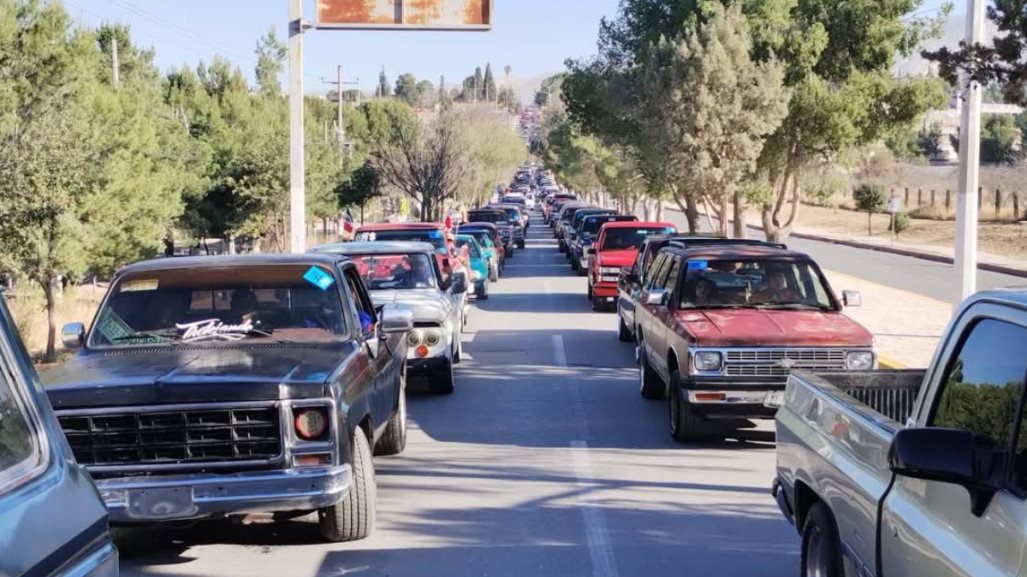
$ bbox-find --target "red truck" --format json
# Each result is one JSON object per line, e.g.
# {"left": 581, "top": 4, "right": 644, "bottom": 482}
{"left": 355, "top": 222, "right": 449, "bottom": 272}
{"left": 587, "top": 221, "right": 677, "bottom": 312}
{"left": 632, "top": 243, "right": 874, "bottom": 442}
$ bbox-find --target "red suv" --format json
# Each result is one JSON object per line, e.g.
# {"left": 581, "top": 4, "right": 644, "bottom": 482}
{"left": 587, "top": 221, "right": 677, "bottom": 312}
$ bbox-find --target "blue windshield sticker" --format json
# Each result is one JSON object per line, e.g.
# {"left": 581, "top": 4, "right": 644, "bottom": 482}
{"left": 304, "top": 266, "right": 336, "bottom": 291}
{"left": 429, "top": 230, "right": 443, "bottom": 239}
{"left": 665, "top": 227, "right": 677, "bottom": 233}
{"left": 687, "top": 260, "right": 707, "bottom": 271}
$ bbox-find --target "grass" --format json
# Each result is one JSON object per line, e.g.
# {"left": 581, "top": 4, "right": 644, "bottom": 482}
{"left": 6, "top": 285, "right": 105, "bottom": 365}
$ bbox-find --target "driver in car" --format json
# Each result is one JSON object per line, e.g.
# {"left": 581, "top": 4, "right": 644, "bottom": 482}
{"left": 752, "top": 269, "right": 802, "bottom": 304}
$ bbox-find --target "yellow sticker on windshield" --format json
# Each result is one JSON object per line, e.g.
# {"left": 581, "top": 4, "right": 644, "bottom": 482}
{"left": 121, "top": 279, "right": 159, "bottom": 292}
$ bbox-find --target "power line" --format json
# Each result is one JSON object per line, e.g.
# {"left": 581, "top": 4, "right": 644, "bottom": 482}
{"left": 104, "top": 0, "right": 251, "bottom": 62}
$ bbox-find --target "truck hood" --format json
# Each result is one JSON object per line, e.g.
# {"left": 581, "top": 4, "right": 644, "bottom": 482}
{"left": 370, "top": 289, "right": 450, "bottom": 325}
{"left": 678, "top": 309, "right": 873, "bottom": 347}
{"left": 596, "top": 248, "right": 638, "bottom": 268}
{"left": 42, "top": 344, "right": 353, "bottom": 409}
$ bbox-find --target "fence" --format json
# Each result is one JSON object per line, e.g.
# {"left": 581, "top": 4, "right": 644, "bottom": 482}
{"left": 844, "top": 187, "right": 1026, "bottom": 221}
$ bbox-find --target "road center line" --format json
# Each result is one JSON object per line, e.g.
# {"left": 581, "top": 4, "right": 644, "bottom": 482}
{"left": 570, "top": 440, "right": 620, "bottom": 577}
{"left": 552, "top": 334, "right": 567, "bottom": 368}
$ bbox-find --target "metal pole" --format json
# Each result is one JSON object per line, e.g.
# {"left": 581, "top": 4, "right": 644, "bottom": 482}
{"left": 336, "top": 65, "right": 344, "bottom": 147}
{"left": 954, "top": 0, "right": 985, "bottom": 305}
{"left": 288, "top": 0, "right": 306, "bottom": 254}
{"left": 111, "top": 37, "right": 120, "bottom": 89}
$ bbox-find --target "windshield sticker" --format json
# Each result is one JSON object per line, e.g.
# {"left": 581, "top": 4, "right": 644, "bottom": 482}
{"left": 176, "top": 318, "right": 254, "bottom": 342}
{"left": 688, "top": 260, "right": 708, "bottom": 271}
{"left": 96, "top": 308, "right": 135, "bottom": 342}
{"left": 429, "top": 230, "right": 443, "bottom": 239}
{"left": 304, "top": 266, "right": 336, "bottom": 291}
{"left": 121, "top": 279, "right": 159, "bottom": 292}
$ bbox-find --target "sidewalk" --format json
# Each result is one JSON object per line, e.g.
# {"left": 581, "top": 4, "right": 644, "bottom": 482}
{"left": 820, "top": 269, "right": 949, "bottom": 368}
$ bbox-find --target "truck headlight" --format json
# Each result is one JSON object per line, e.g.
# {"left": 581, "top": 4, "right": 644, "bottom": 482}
{"left": 406, "top": 330, "right": 423, "bottom": 347}
{"left": 693, "top": 351, "right": 723, "bottom": 372}
{"left": 846, "top": 351, "right": 874, "bottom": 370}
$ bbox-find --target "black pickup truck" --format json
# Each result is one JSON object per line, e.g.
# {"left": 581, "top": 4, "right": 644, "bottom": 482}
{"left": 44, "top": 254, "right": 413, "bottom": 542}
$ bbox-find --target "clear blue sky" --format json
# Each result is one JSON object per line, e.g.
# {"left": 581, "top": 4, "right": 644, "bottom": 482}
{"left": 62, "top": 0, "right": 957, "bottom": 96}
{"left": 62, "top": 0, "right": 622, "bottom": 95}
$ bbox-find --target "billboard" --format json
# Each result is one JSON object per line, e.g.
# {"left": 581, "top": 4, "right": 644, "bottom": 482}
{"left": 316, "top": 0, "right": 492, "bottom": 30}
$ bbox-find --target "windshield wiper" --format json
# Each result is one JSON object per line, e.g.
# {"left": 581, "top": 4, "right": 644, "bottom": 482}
{"left": 752, "top": 302, "right": 831, "bottom": 311}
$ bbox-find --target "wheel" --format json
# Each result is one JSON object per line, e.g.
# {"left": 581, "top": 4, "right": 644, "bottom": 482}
{"left": 576, "top": 264, "right": 587, "bottom": 277}
{"left": 452, "top": 333, "right": 462, "bottom": 364}
{"left": 429, "top": 363, "right": 455, "bottom": 394}
{"left": 669, "top": 370, "right": 712, "bottom": 442}
{"left": 571, "top": 259, "right": 579, "bottom": 272}
{"left": 558, "top": 242, "right": 567, "bottom": 253}
{"left": 517, "top": 239, "right": 525, "bottom": 249}
{"left": 479, "top": 280, "right": 490, "bottom": 300}
{"left": 489, "top": 265, "right": 499, "bottom": 282}
{"left": 374, "top": 385, "right": 407, "bottom": 456}
{"left": 587, "top": 283, "right": 593, "bottom": 300}
{"left": 618, "top": 315, "right": 632, "bottom": 342}
{"left": 638, "top": 342, "right": 665, "bottom": 400}
{"left": 318, "top": 427, "right": 376, "bottom": 542}
{"left": 592, "top": 296, "right": 609, "bottom": 312}
{"left": 801, "top": 503, "right": 843, "bottom": 577}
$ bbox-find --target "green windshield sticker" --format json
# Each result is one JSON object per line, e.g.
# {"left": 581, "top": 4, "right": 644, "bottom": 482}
{"left": 95, "top": 308, "right": 135, "bottom": 343}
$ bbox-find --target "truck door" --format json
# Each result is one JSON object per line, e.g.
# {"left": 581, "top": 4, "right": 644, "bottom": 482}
{"left": 649, "top": 257, "right": 683, "bottom": 383}
{"left": 639, "top": 254, "right": 673, "bottom": 378}
{"left": 342, "top": 268, "right": 394, "bottom": 437}
{"left": 881, "top": 313, "right": 1027, "bottom": 577}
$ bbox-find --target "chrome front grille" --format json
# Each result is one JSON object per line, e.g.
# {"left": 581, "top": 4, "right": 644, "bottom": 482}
{"left": 724, "top": 349, "right": 847, "bottom": 377}
{"left": 59, "top": 405, "right": 281, "bottom": 467}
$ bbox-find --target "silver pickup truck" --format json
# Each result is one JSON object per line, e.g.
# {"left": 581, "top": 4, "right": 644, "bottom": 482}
{"left": 775, "top": 289, "right": 1027, "bottom": 577}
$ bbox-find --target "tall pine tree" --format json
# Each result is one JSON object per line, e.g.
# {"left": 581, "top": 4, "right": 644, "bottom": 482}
{"left": 474, "top": 66, "right": 484, "bottom": 101}
{"left": 377, "top": 66, "right": 390, "bottom": 99}
{"left": 483, "top": 63, "right": 497, "bottom": 102}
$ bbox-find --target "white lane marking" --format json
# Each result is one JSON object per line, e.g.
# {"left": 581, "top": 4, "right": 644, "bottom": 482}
{"left": 544, "top": 279, "right": 554, "bottom": 295}
{"left": 460, "top": 332, "right": 477, "bottom": 344}
{"left": 570, "top": 440, "right": 620, "bottom": 577}
{"left": 552, "top": 334, "right": 567, "bottom": 368}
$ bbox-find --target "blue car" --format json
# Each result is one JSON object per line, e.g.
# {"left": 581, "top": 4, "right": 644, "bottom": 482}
{"left": 455, "top": 234, "right": 491, "bottom": 300}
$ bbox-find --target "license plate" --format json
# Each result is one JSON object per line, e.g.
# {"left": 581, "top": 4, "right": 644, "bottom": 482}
{"left": 764, "top": 391, "right": 785, "bottom": 408}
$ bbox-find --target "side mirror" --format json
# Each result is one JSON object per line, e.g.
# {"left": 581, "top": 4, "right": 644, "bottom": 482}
{"left": 451, "top": 272, "right": 468, "bottom": 295}
{"left": 645, "top": 289, "right": 668, "bottom": 306}
{"left": 889, "top": 427, "right": 996, "bottom": 516}
{"left": 586, "top": 247, "right": 596, "bottom": 255}
{"left": 842, "top": 290, "right": 862, "bottom": 307}
{"left": 378, "top": 306, "right": 414, "bottom": 335}
{"left": 61, "top": 322, "right": 85, "bottom": 349}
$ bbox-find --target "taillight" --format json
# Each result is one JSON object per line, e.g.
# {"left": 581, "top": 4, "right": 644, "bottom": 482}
{"left": 294, "top": 408, "right": 329, "bottom": 441}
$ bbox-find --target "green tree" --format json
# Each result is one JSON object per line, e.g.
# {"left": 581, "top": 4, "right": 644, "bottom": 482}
{"left": 483, "top": 63, "right": 497, "bottom": 102}
{"left": 377, "top": 66, "right": 390, "bottom": 99}
{"left": 918, "top": 123, "right": 943, "bottom": 160}
{"left": 254, "top": 28, "right": 286, "bottom": 97}
{"left": 394, "top": 73, "right": 419, "bottom": 106}
{"left": 853, "top": 183, "right": 887, "bottom": 235}
{"left": 474, "top": 66, "right": 484, "bottom": 101}
{"left": 981, "top": 114, "right": 1020, "bottom": 163}
{"left": 336, "top": 161, "right": 382, "bottom": 225}
{"left": 637, "top": 4, "right": 789, "bottom": 237}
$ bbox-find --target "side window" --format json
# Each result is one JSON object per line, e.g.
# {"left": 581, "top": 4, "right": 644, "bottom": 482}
{"left": 930, "top": 319, "right": 1027, "bottom": 486}
{"left": 343, "top": 269, "right": 377, "bottom": 337}
{"left": 0, "top": 364, "right": 41, "bottom": 492}
{"left": 644, "top": 254, "right": 669, "bottom": 291}
{"left": 663, "top": 258, "right": 682, "bottom": 296}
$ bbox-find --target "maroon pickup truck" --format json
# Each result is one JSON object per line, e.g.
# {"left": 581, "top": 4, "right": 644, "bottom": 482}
{"left": 633, "top": 244, "right": 874, "bottom": 442}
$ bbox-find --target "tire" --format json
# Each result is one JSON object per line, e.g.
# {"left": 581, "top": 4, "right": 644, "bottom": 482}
{"left": 592, "top": 295, "right": 609, "bottom": 312}
{"left": 801, "top": 503, "right": 844, "bottom": 577}
{"left": 638, "top": 342, "right": 665, "bottom": 400}
{"left": 618, "top": 315, "right": 632, "bottom": 342}
{"left": 489, "top": 265, "right": 499, "bottom": 282}
{"left": 479, "top": 280, "right": 490, "bottom": 300}
{"left": 374, "top": 385, "right": 407, "bottom": 456}
{"left": 669, "top": 370, "right": 711, "bottom": 442}
{"left": 587, "top": 283, "right": 593, "bottom": 300}
{"left": 517, "top": 240, "right": 526, "bottom": 249}
{"left": 571, "top": 259, "right": 579, "bottom": 272}
{"left": 576, "top": 264, "right": 587, "bottom": 277}
{"left": 429, "top": 363, "right": 455, "bottom": 395}
{"left": 318, "top": 427, "right": 376, "bottom": 542}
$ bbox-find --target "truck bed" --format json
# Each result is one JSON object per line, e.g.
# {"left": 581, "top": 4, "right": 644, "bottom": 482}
{"left": 775, "top": 369, "right": 925, "bottom": 575}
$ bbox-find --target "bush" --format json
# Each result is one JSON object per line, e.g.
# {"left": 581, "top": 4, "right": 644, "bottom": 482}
{"left": 892, "top": 211, "right": 911, "bottom": 235}
{"left": 853, "top": 183, "right": 887, "bottom": 235}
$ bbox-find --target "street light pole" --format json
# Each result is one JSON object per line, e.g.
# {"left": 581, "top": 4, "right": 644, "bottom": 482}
{"left": 954, "top": 0, "right": 985, "bottom": 305}
{"left": 288, "top": 0, "right": 306, "bottom": 254}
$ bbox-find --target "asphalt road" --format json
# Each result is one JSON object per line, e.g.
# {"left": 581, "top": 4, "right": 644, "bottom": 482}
{"left": 117, "top": 215, "right": 798, "bottom": 577}
{"left": 661, "top": 208, "right": 1025, "bottom": 302}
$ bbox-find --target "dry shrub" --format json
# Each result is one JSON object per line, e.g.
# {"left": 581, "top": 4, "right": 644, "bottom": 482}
{"left": 5, "top": 285, "right": 104, "bottom": 361}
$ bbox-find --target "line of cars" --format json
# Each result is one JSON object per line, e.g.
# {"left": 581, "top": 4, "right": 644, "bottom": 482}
{"left": 0, "top": 207, "right": 521, "bottom": 573}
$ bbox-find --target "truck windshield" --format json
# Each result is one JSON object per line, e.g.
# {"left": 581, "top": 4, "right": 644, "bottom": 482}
{"left": 88, "top": 265, "right": 349, "bottom": 348}
{"left": 351, "top": 254, "right": 438, "bottom": 290}
{"left": 355, "top": 229, "right": 446, "bottom": 252}
{"left": 679, "top": 259, "right": 834, "bottom": 310}
{"left": 601, "top": 227, "right": 677, "bottom": 250}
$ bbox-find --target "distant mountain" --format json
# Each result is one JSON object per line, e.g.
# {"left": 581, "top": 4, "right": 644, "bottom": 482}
{"left": 894, "top": 12, "right": 998, "bottom": 77}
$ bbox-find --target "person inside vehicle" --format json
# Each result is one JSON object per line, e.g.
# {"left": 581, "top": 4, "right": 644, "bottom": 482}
{"left": 230, "top": 288, "right": 259, "bottom": 323}
{"left": 694, "top": 278, "right": 717, "bottom": 306}
{"left": 752, "top": 268, "right": 802, "bottom": 304}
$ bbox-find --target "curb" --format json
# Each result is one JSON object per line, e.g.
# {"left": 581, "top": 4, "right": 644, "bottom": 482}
{"left": 878, "top": 356, "right": 906, "bottom": 369}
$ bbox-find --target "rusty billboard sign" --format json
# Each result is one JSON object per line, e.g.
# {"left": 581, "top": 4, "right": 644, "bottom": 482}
{"left": 315, "top": 0, "right": 492, "bottom": 30}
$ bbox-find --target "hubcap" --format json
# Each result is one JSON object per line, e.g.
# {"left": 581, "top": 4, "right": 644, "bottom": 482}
{"left": 805, "top": 526, "right": 825, "bottom": 577}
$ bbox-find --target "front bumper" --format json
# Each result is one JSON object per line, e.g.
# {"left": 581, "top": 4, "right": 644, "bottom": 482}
{"left": 98, "top": 465, "right": 352, "bottom": 523}
{"left": 679, "top": 376, "right": 784, "bottom": 419}
{"left": 407, "top": 355, "right": 451, "bottom": 375}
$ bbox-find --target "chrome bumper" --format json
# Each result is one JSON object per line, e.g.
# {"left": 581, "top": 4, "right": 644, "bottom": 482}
{"left": 97, "top": 465, "right": 352, "bottom": 523}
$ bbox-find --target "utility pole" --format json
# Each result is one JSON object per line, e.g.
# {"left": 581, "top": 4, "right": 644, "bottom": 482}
{"left": 111, "top": 37, "right": 120, "bottom": 89}
{"left": 954, "top": 0, "right": 985, "bottom": 305}
{"left": 322, "top": 66, "right": 359, "bottom": 157}
{"left": 288, "top": 0, "right": 305, "bottom": 254}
